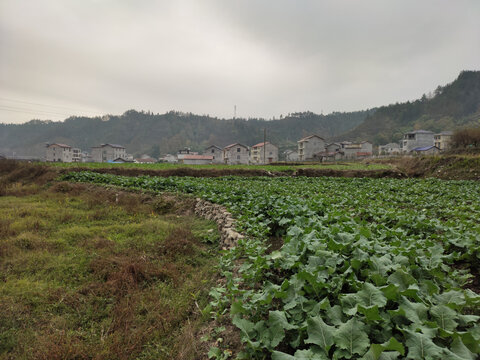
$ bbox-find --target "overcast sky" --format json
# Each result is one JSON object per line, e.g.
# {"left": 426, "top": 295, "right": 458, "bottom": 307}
{"left": 1, "top": 0, "right": 479, "bottom": 124}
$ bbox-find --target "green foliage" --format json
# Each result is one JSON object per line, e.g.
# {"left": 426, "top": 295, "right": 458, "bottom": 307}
{"left": 0, "top": 109, "right": 370, "bottom": 157}
{"left": 61, "top": 171, "right": 480, "bottom": 359}
{"left": 0, "top": 185, "right": 220, "bottom": 359}
{"left": 339, "top": 70, "right": 480, "bottom": 144}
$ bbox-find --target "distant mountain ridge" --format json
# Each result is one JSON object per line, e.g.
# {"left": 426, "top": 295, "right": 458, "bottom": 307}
{"left": 336, "top": 70, "right": 480, "bottom": 144}
{"left": 0, "top": 110, "right": 370, "bottom": 158}
{"left": 1, "top": 70, "right": 479, "bottom": 158}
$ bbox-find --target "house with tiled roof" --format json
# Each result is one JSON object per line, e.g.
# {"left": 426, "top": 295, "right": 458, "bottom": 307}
{"left": 250, "top": 142, "right": 278, "bottom": 164}
{"left": 180, "top": 154, "right": 214, "bottom": 165}
{"left": 297, "top": 135, "right": 325, "bottom": 161}
{"left": 223, "top": 143, "right": 249, "bottom": 165}
{"left": 204, "top": 145, "right": 223, "bottom": 164}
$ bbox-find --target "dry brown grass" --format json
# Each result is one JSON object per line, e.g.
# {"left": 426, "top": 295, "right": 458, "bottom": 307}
{"left": 0, "top": 161, "right": 221, "bottom": 360}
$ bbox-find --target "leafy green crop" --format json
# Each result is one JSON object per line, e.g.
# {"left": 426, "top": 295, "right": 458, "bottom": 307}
{"left": 60, "top": 171, "right": 480, "bottom": 359}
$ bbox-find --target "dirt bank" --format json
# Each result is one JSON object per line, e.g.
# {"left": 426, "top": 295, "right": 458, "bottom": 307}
{"left": 379, "top": 155, "right": 480, "bottom": 181}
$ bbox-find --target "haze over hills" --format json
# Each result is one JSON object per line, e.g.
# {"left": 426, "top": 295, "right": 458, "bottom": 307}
{"left": 1, "top": 70, "right": 479, "bottom": 158}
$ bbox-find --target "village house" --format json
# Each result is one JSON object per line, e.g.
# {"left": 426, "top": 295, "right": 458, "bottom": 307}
{"left": 402, "top": 130, "right": 434, "bottom": 153}
{"left": 180, "top": 154, "right": 214, "bottom": 165}
{"left": 298, "top": 135, "right": 325, "bottom": 161}
{"left": 134, "top": 155, "right": 157, "bottom": 164}
{"left": 434, "top": 131, "right": 453, "bottom": 151}
{"left": 250, "top": 142, "right": 279, "bottom": 164}
{"left": 177, "top": 148, "right": 198, "bottom": 161}
{"left": 45, "top": 143, "right": 80, "bottom": 162}
{"left": 160, "top": 154, "right": 178, "bottom": 163}
{"left": 284, "top": 150, "right": 298, "bottom": 162}
{"left": 412, "top": 145, "right": 440, "bottom": 155}
{"left": 91, "top": 144, "right": 127, "bottom": 163}
{"left": 223, "top": 143, "right": 249, "bottom": 165}
{"left": 379, "top": 143, "right": 401, "bottom": 155}
{"left": 341, "top": 141, "right": 373, "bottom": 159}
{"left": 315, "top": 143, "right": 343, "bottom": 161}
{"left": 204, "top": 145, "right": 223, "bottom": 164}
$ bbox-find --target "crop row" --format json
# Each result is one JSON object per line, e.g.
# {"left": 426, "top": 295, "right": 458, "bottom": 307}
{"left": 61, "top": 171, "right": 480, "bottom": 360}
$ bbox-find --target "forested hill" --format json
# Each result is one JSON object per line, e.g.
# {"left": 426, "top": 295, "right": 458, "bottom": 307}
{"left": 0, "top": 110, "right": 370, "bottom": 157}
{"left": 336, "top": 70, "right": 480, "bottom": 144}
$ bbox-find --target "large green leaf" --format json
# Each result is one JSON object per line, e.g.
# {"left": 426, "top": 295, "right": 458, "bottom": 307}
{"left": 357, "top": 283, "right": 388, "bottom": 308}
{"left": 405, "top": 330, "right": 444, "bottom": 359}
{"left": 305, "top": 315, "right": 335, "bottom": 352}
{"left": 430, "top": 305, "right": 458, "bottom": 331}
{"left": 334, "top": 318, "right": 370, "bottom": 358}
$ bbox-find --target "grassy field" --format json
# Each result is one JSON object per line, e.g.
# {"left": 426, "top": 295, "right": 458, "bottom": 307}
{"left": 46, "top": 161, "right": 391, "bottom": 172}
{"left": 0, "top": 177, "right": 220, "bottom": 359}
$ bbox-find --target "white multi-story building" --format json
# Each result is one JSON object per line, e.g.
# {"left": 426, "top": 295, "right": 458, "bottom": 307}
{"left": 250, "top": 142, "right": 278, "bottom": 164}
{"left": 223, "top": 143, "right": 249, "bottom": 165}
{"left": 297, "top": 135, "right": 325, "bottom": 161}
{"left": 402, "top": 130, "right": 434, "bottom": 153}
{"left": 45, "top": 143, "right": 74, "bottom": 162}
{"left": 91, "top": 144, "right": 127, "bottom": 162}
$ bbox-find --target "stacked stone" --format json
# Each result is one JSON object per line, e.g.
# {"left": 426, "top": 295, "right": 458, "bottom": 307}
{"left": 194, "top": 198, "right": 244, "bottom": 249}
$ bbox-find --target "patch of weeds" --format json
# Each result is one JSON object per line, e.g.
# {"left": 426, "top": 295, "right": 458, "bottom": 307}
{"left": 0, "top": 178, "right": 220, "bottom": 359}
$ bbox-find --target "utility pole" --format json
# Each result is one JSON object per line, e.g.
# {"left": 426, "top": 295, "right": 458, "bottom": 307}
{"left": 234, "top": 105, "right": 237, "bottom": 119}
{"left": 263, "top": 128, "right": 266, "bottom": 165}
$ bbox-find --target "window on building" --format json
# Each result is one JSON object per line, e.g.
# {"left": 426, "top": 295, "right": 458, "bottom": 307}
{"left": 211, "top": 149, "right": 214, "bottom": 153}
{"left": 237, "top": 155, "right": 240, "bottom": 160}
{"left": 237, "top": 148, "right": 241, "bottom": 152}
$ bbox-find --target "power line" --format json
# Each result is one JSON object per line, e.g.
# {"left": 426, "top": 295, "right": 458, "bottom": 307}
{"left": 0, "top": 96, "right": 101, "bottom": 115}
{"left": 0, "top": 105, "right": 72, "bottom": 117}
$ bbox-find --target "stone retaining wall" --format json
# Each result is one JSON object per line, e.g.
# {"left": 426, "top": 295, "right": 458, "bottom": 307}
{"left": 194, "top": 198, "right": 244, "bottom": 249}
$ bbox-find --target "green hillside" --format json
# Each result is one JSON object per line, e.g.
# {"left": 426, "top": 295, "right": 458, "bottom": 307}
{"left": 337, "top": 70, "right": 480, "bottom": 144}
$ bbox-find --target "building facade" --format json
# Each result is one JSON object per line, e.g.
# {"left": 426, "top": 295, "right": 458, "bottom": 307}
{"left": 434, "top": 132, "right": 453, "bottom": 151}
{"left": 45, "top": 143, "right": 74, "bottom": 162}
{"left": 91, "top": 144, "right": 127, "bottom": 162}
{"left": 402, "top": 130, "right": 434, "bottom": 153}
{"left": 379, "top": 143, "right": 401, "bottom": 155}
{"left": 204, "top": 145, "right": 223, "bottom": 164}
{"left": 250, "top": 142, "right": 278, "bottom": 164}
{"left": 223, "top": 143, "right": 249, "bottom": 165}
{"left": 181, "top": 154, "right": 214, "bottom": 165}
{"left": 298, "top": 135, "right": 325, "bottom": 161}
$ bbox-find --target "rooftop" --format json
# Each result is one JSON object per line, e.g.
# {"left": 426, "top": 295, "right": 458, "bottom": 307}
{"left": 182, "top": 155, "right": 214, "bottom": 160}
{"left": 298, "top": 134, "right": 324, "bottom": 142}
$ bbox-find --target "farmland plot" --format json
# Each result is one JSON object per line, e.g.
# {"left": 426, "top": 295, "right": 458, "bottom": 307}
{"left": 62, "top": 172, "right": 480, "bottom": 360}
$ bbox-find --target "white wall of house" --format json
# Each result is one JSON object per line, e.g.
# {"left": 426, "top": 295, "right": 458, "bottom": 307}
{"left": 402, "top": 131, "right": 434, "bottom": 152}
{"left": 379, "top": 143, "right": 401, "bottom": 155}
{"left": 45, "top": 144, "right": 73, "bottom": 162}
{"left": 91, "top": 144, "right": 126, "bottom": 162}
{"left": 434, "top": 132, "right": 453, "bottom": 151}
{"left": 250, "top": 143, "right": 278, "bottom": 164}
{"left": 223, "top": 144, "right": 249, "bottom": 165}
{"left": 298, "top": 135, "right": 325, "bottom": 161}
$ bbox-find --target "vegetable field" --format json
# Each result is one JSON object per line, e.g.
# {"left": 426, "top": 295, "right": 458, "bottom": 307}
{"left": 61, "top": 172, "right": 480, "bottom": 360}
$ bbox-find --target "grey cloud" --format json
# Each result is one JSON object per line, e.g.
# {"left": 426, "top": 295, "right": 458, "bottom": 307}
{"left": 0, "top": 0, "right": 479, "bottom": 123}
